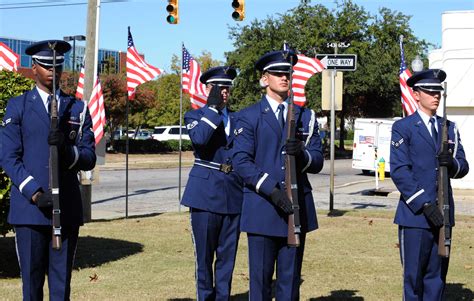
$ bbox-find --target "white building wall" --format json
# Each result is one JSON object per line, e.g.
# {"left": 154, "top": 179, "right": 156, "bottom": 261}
{"left": 429, "top": 11, "right": 474, "bottom": 189}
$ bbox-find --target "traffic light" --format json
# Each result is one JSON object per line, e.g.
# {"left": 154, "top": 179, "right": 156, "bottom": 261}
{"left": 166, "top": 0, "right": 179, "bottom": 24}
{"left": 231, "top": 0, "right": 245, "bottom": 21}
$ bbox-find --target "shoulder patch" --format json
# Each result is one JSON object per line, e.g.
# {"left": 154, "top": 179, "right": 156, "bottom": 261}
{"left": 3, "top": 118, "right": 11, "bottom": 126}
{"left": 187, "top": 120, "right": 198, "bottom": 130}
{"left": 234, "top": 127, "right": 243, "bottom": 136}
{"left": 391, "top": 138, "right": 404, "bottom": 148}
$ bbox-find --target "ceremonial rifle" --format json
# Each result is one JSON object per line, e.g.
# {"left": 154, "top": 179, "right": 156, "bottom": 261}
{"left": 284, "top": 44, "right": 301, "bottom": 247}
{"left": 438, "top": 82, "right": 450, "bottom": 257}
{"left": 48, "top": 42, "right": 62, "bottom": 250}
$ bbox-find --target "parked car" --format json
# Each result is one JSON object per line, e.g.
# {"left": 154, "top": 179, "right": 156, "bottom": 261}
{"left": 113, "top": 129, "right": 137, "bottom": 140}
{"left": 134, "top": 130, "right": 153, "bottom": 140}
{"left": 152, "top": 126, "right": 190, "bottom": 141}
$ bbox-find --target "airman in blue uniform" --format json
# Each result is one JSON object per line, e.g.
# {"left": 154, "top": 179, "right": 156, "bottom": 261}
{"left": 232, "top": 50, "right": 324, "bottom": 300}
{"left": 0, "top": 40, "right": 96, "bottom": 300}
{"left": 390, "top": 69, "right": 469, "bottom": 301}
{"left": 181, "top": 66, "right": 243, "bottom": 300}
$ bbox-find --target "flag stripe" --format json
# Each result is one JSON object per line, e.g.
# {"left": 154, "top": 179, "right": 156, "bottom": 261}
{"left": 88, "top": 78, "right": 106, "bottom": 145}
{"left": 182, "top": 45, "right": 208, "bottom": 109}
{"left": 76, "top": 62, "right": 85, "bottom": 99}
{"left": 0, "top": 42, "right": 19, "bottom": 72}
{"left": 127, "top": 28, "right": 162, "bottom": 100}
{"left": 291, "top": 54, "right": 325, "bottom": 106}
{"left": 399, "top": 40, "right": 418, "bottom": 116}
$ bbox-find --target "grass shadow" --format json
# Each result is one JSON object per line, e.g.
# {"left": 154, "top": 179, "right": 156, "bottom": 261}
{"left": 327, "top": 209, "right": 350, "bottom": 217}
{"left": 0, "top": 237, "right": 20, "bottom": 278}
{"left": 167, "top": 291, "right": 250, "bottom": 301}
{"left": 309, "top": 289, "right": 364, "bottom": 300}
{"left": 445, "top": 283, "right": 474, "bottom": 300}
{"left": 74, "top": 236, "right": 143, "bottom": 269}
{"left": 0, "top": 235, "right": 143, "bottom": 278}
{"left": 91, "top": 212, "right": 163, "bottom": 223}
{"left": 231, "top": 291, "right": 249, "bottom": 300}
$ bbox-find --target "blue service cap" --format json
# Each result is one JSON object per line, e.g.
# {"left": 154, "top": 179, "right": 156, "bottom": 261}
{"left": 200, "top": 66, "right": 237, "bottom": 87}
{"left": 407, "top": 69, "right": 447, "bottom": 92}
{"left": 25, "top": 40, "right": 71, "bottom": 68}
{"left": 255, "top": 50, "right": 298, "bottom": 73}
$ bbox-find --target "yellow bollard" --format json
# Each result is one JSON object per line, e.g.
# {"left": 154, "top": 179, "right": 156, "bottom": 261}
{"left": 378, "top": 157, "right": 385, "bottom": 181}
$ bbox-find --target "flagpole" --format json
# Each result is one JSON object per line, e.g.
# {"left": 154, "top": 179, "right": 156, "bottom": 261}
{"left": 178, "top": 42, "right": 184, "bottom": 212}
{"left": 125, "top": 92, "right": 129, "bottom": 219}
{"left": 399, "top": 35, "right": 406, "bottom": 118}
{"left": 125, "top": 27, "right": 130, "bottom": 219}
{"left": 93, "top": 0, "right": 100, "bottom": 85}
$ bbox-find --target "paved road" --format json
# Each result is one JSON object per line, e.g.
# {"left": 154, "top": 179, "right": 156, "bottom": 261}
{"left": 91, "top": 159, "right": 473, "bottom": 219}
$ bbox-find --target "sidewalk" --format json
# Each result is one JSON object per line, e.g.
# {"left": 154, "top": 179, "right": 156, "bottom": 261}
{"left": 101, "top": 152, "right": 194, "bottom": 170}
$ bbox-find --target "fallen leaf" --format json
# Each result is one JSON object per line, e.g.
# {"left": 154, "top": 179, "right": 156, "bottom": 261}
{"left": 368, "top": 220, "right": 373, "bottom": 226}
{"left": 395, "top": 243, "right": 400, "bottom": 249}
{"left": 89, "top": 273, "right": 98, "bottom": 282}
{"left": 465, "top": 265, "right": 472, "bottom": 270}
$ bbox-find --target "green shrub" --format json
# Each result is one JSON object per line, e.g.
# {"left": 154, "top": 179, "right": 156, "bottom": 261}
{"left": 110, "top": 139, "right": 193, "bottom": 153}
{"left": 346, "top": 129, "right": 354, "bottom": 140}
{"left": 165, "top": 139, "right": 193, "bottom": 152}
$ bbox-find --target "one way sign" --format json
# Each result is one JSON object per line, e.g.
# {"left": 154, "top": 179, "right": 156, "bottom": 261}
{"left": 316, "top": 54, "right": 357, "bottom": 71}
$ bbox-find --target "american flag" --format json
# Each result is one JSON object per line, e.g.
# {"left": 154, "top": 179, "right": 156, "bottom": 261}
{"left": 88, "top": 77, "right": 106, "bottom": 145}
{"left": 399, "top": 39, "right": 417, "bottom": 116}
{"left": 75, "top": 60, "right": 85, "bottom": 99}
{"left": 359, "top": 135, "right": 374, "bottom": 144}
{"left": 182, "top": 45, "right": 207, "bottom": 109}
{"left": 292, "top": 54, "right": 325, "bottom": 106}
{"left": 127, "top": 27, "right": 162, "bottom": 100}
{"left": 0, "top": 42, "right": 19, "bottom": 72}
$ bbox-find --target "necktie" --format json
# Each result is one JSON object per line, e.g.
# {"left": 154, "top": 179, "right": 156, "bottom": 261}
{"left": 430, "top": 117, "right": 438, "bottom": 146}
{"left": 277, "top": 104, "right": 285, "bottom": 129}
{"left": 47, "top": 95, "right": 52, "bottom": 115}
{"left": 223, "top": 112, "right": 229, "bottom": 136}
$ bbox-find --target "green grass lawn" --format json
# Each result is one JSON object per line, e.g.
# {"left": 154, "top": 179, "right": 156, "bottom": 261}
{"left": 1, "top": 211, "right": 472, "bottom": 300}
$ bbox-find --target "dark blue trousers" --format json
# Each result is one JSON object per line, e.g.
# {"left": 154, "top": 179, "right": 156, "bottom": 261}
{"left": 15, "top": 225, "right": 79, "bottom": 301}
{"left": 247, "top": 233, "right": 306, "bottom": 301}
{"left": 399, "top": 226, "right": 450, "bottom": 301}
{"left": 190, "top": 208, "right": 240, "bottom": 301}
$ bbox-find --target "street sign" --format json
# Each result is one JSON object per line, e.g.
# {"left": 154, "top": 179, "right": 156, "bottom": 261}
{"left": 316, "top": 54, "right": 357, "bottom": 71}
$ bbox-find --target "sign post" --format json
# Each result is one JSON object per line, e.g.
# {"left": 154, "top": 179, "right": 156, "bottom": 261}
{"left": 318, "top": 48, "right": 357, "bottom": 211}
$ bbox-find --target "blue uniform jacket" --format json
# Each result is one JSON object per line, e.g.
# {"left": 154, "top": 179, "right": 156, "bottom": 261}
{"left": 181, "top": 106, "right": 243, "bottom": 214}
{"left": 233, "top": 96, "right": 324, "bottom": 237}
{"left": 390, "top": 112, "right": 469, "bottom": 228}
{"left": 1, "top": 88, "right": 96, "bottom": 226}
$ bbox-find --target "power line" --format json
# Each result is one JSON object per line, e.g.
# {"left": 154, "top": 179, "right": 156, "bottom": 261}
{"left": 0, "top": 0, "right": 130, "bottom": 10}
{"left": 0, "top": 1, "right": 66, "bottom": 6}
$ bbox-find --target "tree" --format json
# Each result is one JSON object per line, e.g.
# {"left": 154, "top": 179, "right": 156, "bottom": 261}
{"left": 100, "top": 73, "right": 157, "bottom": 135}
{"left": 226, "top": 0, "right": 429, "bottom": 147}
{"left": 0, "top": 70, "right": 35, "bottom": 236}
{"left": 144, "top": 73, "right": 192, "bottom": 126}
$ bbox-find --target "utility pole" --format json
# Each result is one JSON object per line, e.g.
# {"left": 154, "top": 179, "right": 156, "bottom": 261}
{"left": 81, "top": 0, "right": 100, "bottom": 222}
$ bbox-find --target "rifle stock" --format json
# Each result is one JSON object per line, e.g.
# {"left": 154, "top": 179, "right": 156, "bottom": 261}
{"left": 284, "top": 45, "right": 301, "bottom": 247}
{"left": 437, "top": 82, "right": 450, "bottom": 257}
{"left": 49, "top": 42, "right": 62, "bottom": 250}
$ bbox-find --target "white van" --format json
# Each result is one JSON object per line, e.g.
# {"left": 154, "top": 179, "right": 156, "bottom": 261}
{"left": 351, "top": 118, "right": 399, "bottom": 174}
{"left": 152, "top": 126, "right": 190, "bottom": 141}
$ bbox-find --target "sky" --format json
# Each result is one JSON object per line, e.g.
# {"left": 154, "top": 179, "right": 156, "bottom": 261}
{"left": 1, "top": 0, "right": 473, "bottom": 72}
